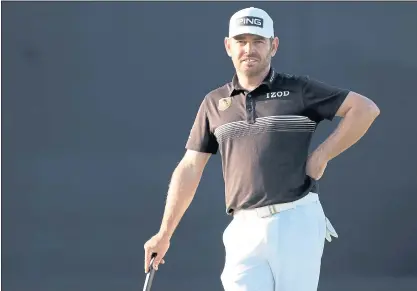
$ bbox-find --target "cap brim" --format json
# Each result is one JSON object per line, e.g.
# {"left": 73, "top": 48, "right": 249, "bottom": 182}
{"left": 229, "top": 27, "right": 272, "bottom": 39}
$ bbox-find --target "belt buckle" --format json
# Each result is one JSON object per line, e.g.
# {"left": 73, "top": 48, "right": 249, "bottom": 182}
{"left": 257, "top": 205, "right": 278, "bottom": 218}
{"left": 268, "top": 205, "right": 277, "bottom": 215}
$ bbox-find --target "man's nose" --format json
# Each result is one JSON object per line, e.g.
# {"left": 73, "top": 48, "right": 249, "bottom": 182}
{"left": 244, "top": 42, "right": 254, "bottom": 53}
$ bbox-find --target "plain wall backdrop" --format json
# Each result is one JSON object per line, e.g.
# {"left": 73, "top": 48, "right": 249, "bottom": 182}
{"left": 2, "top": 2, "right": 417, "bottom": 291}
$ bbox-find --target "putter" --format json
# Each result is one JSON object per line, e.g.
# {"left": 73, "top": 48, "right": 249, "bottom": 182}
{"left": 143, "top": 253, "right": 157, "bottom": 291}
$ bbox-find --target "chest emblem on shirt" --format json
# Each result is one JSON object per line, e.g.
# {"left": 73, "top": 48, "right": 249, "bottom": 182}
{"left": 218, "top": 97, "right": 232, "bottom": 111}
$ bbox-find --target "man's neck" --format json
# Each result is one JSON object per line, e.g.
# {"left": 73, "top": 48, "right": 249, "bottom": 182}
{"left": 236, "top": 65, "right": 271, "bottom": 92}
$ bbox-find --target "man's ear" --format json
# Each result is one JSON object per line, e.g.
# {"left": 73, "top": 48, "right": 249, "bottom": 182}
{"left": 271, "top": 36, "right": 279, "bottom": 57}
{"left": 224, "top": 37, "right": 232, "bottom": 57}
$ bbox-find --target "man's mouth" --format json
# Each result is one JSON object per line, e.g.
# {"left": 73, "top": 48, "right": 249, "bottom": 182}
{"left": 242, "top": 58, "right": 258, "bottom": 63}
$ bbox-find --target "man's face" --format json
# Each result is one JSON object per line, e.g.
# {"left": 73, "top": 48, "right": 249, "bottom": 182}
{"left": 225, "top": 34, "right": 279, "bottom": 77}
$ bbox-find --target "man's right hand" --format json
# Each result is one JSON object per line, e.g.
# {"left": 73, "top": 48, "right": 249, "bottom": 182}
{"left": 144, "top": 233, "right": 170, "bottom": 273}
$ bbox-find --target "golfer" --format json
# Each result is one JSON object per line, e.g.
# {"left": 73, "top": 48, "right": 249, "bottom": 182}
{"left": 144, "top": 7, "right": 380, "bottom": 291}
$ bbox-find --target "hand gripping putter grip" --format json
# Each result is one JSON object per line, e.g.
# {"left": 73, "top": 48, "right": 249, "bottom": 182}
{"left": 143, "top": 253, "right": 157, "bottom": 291}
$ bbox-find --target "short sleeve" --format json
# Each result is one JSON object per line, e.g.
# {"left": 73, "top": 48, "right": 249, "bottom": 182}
{"left": 301, "top": 76, "right": 350, "bottom": 122}
{"left": 185, "top": 98, "right": 219, "bottom": 154}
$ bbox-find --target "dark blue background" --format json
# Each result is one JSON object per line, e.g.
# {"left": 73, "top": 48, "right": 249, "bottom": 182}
{"left": 2, "top": 2, "right": 417, "bottom": 291}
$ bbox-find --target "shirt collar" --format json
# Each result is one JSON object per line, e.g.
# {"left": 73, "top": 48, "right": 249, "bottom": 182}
{"left": 229, "top": 67, "right": 277, "bottom": 96}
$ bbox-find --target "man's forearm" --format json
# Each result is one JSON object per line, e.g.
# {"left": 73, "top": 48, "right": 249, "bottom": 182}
{"left": 316, "top": 104, "right": 380, "bottom": 161}
{"left": 158, "top": 162, "right": 203, "bottom": 239}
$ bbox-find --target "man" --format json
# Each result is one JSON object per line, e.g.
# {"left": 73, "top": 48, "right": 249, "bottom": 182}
{"left": 144, "top": 6, "right": 380, "bottom": 291}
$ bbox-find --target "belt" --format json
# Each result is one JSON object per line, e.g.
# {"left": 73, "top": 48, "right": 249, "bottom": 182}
{"left": 234, "top": 192, "right": 320, "bottom": 219}
{"left": 233, "top": 192, "right": 339, "bottom": 242}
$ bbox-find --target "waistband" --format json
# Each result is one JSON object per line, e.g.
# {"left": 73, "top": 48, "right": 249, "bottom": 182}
{"left": 233, "top": 192, "right": 320, "bottom": 219}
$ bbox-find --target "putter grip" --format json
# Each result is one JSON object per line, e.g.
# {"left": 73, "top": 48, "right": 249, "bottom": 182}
{"left": 143, "top": 253, "right": 157, "bottom": 291}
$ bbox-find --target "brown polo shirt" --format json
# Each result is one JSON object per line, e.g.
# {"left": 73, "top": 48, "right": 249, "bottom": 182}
{"left": 185, "top": 68, "right": 350, "bottom": 215}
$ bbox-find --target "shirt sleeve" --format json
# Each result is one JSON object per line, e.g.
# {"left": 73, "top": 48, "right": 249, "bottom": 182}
{"left": 185, "top": 98, "right": 219, "bottom": 154}
{"left": 301, "top": 76, "right": 350, "bottom": 122}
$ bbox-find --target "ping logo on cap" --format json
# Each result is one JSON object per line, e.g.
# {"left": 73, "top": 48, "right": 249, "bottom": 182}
{"left": 235, "top": 16, "right": 263, "bottom": 28}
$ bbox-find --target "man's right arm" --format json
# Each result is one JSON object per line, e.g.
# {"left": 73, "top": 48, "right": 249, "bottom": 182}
{"left": 159, "top": 149, "right": 211, "bottom": 240}
{"left": 144, "top": 96, "right": 217, "bottom": 272}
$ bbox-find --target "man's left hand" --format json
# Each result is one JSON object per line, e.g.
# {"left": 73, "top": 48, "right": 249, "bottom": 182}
{"left": 306, "top": 150, "right": 329, "bottom": 180}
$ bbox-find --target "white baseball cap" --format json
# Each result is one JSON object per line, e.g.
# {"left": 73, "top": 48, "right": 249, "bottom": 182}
{"left": 228, "top": 7, "right": 274, "bottom": 39}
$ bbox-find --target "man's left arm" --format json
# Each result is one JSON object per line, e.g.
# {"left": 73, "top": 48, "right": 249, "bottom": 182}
{"left": 301, "top": 76, "right": 381, "bottom": 179}
{"left": 314, "top": 91, "right": 380, "bottom": 162}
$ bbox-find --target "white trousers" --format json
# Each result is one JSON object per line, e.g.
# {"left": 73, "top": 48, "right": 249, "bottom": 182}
{"left": 220, "top": 192, "right": 335, "bottom": 291}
